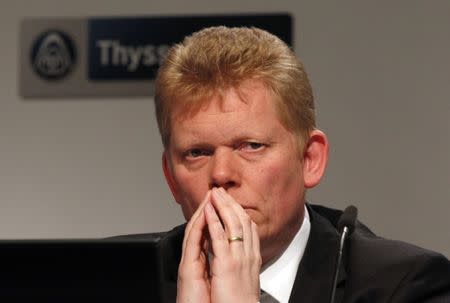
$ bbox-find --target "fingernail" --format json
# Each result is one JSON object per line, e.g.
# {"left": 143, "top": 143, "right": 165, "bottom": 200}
{"left": 205, "top": 190, "right": 212, "bottom": 199}
{"left": 205, "top": 202, "right": 214, "bottom": 214}
{"left": 212, "top": 188, "right": 220, "bottom": 199}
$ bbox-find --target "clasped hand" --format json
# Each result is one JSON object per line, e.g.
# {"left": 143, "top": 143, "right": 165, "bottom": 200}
{"left": 176, "top": 187, "right": 262, "bottom": 303}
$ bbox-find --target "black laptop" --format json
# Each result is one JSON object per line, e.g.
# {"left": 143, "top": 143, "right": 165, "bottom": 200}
{"left": 0, "top": 239, "right": 161, "bottom": 302}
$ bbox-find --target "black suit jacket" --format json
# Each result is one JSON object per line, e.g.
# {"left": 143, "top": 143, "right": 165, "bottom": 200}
{"left": 120, "top": 204, "right": 450, "bottom": 302}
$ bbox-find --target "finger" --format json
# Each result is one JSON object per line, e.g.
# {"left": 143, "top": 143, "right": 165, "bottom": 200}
{"left": 182, "top": 210, "right": 207, "bottom": 264}
{"left": 181, "top": 191, "right": 211, "bottom": 262}
{"left": 251, "top": 221, "right": 260, "bottom": 260}
{"left": 182, "top": 190, "right": 211, "bottom": 253}
{"left": 217, "top": 188, "right": 253, "bottom": 255}
{"left": 204, "top": 201, "right": 229, "bottom": 258}
{"left": 210, "top": 188, "right": 243, "bottom": 245}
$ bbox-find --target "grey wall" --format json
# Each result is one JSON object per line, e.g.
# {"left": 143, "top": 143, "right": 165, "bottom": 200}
{"left": 1, "top": 1, "right": 449, "bottom": 257}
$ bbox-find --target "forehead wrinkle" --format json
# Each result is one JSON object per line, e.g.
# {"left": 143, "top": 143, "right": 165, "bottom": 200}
{"left": 171, "top": 80, "right": 284, "bottom": 148}
{"left": 174, "top": 115, "right": 273, "bottom": 149}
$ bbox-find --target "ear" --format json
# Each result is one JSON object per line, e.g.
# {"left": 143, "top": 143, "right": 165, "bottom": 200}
{"left": 162, "top": 151, "right": 182, "bottom": 204}
{"left": 302, "top": 129, "right": 329, "bottom": 188}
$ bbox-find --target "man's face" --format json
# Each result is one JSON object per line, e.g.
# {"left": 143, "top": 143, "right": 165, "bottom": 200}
{"left": 163, "top": 80, "right": 309, "bottom": 261}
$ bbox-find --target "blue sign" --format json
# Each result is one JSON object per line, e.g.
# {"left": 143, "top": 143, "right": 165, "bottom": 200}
{"left": 88, "top": 14, "right": 292, "bottom": 80}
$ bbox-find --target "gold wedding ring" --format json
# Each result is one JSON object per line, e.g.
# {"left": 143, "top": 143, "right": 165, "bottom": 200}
{"left": 228, "top": 235, "right": 244, "bottom": 242}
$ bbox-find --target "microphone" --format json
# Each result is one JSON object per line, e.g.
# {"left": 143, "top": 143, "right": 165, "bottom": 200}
{"left": 330, "top": 206, "right": 358, "bottom": 303}
{"left": 337, "top": 205, "right": 358, "bottom": 235}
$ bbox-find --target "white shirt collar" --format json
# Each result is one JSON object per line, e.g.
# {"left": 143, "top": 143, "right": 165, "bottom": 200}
{"left": 259, "top": 205, "right": 311, "bottom": 303}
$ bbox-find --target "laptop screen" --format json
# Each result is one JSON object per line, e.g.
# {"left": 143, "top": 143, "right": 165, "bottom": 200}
{"left": 0, "top": 239, "right": 161, "bottom": 302}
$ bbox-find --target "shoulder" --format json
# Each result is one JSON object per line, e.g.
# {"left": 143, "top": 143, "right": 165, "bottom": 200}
{"left": 348, "top": 225, "right": 450, "bottom": 302}
{"left": 309, "top": 203, "right": 450, "bottom": 302}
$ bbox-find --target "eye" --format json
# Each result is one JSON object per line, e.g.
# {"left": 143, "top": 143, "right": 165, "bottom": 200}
{"left": 185, "top": 148, "right": 211, "bottom": 159}
{"left": 240, "top": 142, "right": 265, "bottom": 151}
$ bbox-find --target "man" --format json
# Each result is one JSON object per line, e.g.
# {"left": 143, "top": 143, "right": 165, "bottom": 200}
{"left": 145, "top": 26, "right": 450, "bottom": 302}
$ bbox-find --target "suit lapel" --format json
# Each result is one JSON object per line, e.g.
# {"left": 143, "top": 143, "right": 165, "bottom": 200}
{"left": 288, "top": 205, "right": 346, "bottom": 303}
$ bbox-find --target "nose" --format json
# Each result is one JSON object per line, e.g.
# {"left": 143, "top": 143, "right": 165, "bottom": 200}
{"left": 209, "top": 148, "right": 240, "bottom": 190}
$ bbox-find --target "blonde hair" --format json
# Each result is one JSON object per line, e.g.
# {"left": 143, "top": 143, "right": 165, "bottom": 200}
{"left": 154, "top": 26, "right": 315, "bottom": 151}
